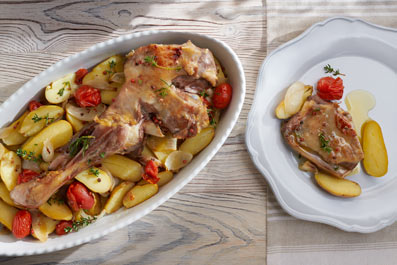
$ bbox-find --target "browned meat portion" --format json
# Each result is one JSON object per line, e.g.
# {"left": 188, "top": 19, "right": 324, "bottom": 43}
{"left": 281, "top": 96, "right": 364, "bottom": 178}
{"left": 10, "top": 41, "right": 217, "bottom": 208}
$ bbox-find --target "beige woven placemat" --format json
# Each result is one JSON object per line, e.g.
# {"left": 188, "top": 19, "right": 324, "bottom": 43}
{"left": 266, "top": 1, "right": 397, "bottom": 264}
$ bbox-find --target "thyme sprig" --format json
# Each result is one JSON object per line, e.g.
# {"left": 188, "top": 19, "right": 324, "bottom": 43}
{"left": 64, "top": 217, "right": 97, "bottom": 233}
{"left": 89, "top": 167, "right": 100, "bottom": 177}
{"left": 324, "top": 64, "right": 345, "bottom": 76}
{"left": 144, "top": 56, "right": 182, "bottom": 71}
{"left": 16, "top": 149, "right": 42, "bottom": 163}
{"left": 69, "top": 136, "right": 95, "bottom": 157}
{"left": 31, "top": 113, "right": 54, "bottom": 125}
{"left": 319, "top": 133, "right": 333, "bottom": 153}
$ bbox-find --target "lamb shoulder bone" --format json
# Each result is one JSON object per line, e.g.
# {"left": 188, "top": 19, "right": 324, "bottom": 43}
{"left": 10, "top": 41, "right": 217, "bottom": 208}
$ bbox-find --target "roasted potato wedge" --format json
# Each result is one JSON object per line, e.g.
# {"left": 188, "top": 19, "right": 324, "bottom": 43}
{"left": 101, "top": 90, "right": 118, "bottom": 105}
{"left": 362, "top": 120, "right": 388, "bottom": 177}
{"left": 19, "top": 105, "right": 64, "bottom": 137}
{"left": 165, "top": 151, "right": 192, "bottom": 171}
{"left": 180, "top": 127, "right": 214, "bottom": 155}
{"left": 102, "top": 155, "right": 142, "bottom": 182}
{"left": 22, "top": 120, "right": 73, "bottom": 158}
{"left": 104, "top": 181, "right": 134, "bottom": 214}
{"left": 31, "top": 212, "right": 58, "bottom": 242}
{"left": 0, "top": 199, "right": 18, "bottom": 231}
{"left": 39, "top": 200, "right": 73, "bottom": 221}
{"left": 85, "top": 193, "right": 102, "bottom": 216}
{"left": 66, "top": 112, "right": 84, "bottom": 133}
{"left": 275, "top": 100, "right": 289, "bottom": 119}
{"left": 153, "top": 150, "right": 172, "bottom": 165}
{"left": 75, "top": 167, "right": 112, "bottom": 193}
{"left": 315, "top": 172, "right": 361, "bottom": 197}
{"left": 214, "top": 57, "right": 227, "bottom": 86}
{"left": 0, "top": 182, "right": 16, "bottom": 206}
{"left": 123, "top": 184, "right": 158, "bottom": 208}
{"left": 82, "top": 55, "right": 125, "bottom": 89}
{"left": 0, "top": 151, "right": 21, "bottom": 191}
{"left": 45, "top": 72, "right": 78, "bottom": 104}
{"left": 1, "top": 112, "right": 28, "bottom": 146}
{"left": 147, "top": 135, "right": 177, "bottom": 152}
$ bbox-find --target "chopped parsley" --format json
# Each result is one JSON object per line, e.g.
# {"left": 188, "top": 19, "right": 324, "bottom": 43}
{"left": 319, "top": 133, "right": 333, "bottom": 153}
{"left": 324, "top": 64, "right": 345, "bottom": 76}
{"left": 144, "top": 56, "right": 182, "bottom": 71}
{"left": 69, "top": 136, "right": 95, "bottom": 157}
{"left": 138, "top": 79, "right": 143, "bottom": 85}
{"left": 99, "top": 152, "right": 106, "bottom": 158}
{"left": 199, "top": 90, "right": 209, "bottom": 98}
{"left": 64, "top": 217, "right": 97, "bottom": 233}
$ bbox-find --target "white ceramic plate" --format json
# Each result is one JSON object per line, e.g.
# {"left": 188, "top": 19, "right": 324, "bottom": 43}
{"left": 246, "top": 17, "right": 397, "bottom": 233}
{"left": 0, "top": 31, "right": 245, "bottom": 255}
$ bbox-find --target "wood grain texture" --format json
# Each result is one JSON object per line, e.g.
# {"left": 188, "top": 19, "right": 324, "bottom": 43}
{"left": 0, "top": 0, "right": 267, "bottom": 264}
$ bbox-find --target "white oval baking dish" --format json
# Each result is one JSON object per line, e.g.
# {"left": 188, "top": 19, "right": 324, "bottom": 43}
{"left": 0, "top": 31, "right": 245, "bottom": 256}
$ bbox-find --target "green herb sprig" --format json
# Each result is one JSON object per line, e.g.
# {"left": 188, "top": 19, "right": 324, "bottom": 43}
{"left": 16, "top": 148, "right": 42, "bottom": 163}
{"left": 64, "top": 217, "right": 97, "bottom": 233}
{"left": 144, "top": 56, "right": 182, "bottom": 71}
{"left": 319, "top": 133, "right": 333, "bottom": 153}
{"left": 69, "top": 136, "right": 95, "bottom": 157}
{"left": 32, "top": 113, "right": 54, "bottom": 125}
{"left": 89, "top": 167, "right": 100, "bottom": 177}
{"left": 47, "top": 196, "right": 65, "bottom": 206}
{"left": 324, "top": 64, "right": 345, "bottom": 76}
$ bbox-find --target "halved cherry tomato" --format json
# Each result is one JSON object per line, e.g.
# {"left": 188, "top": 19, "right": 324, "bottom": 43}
{"left": 75, "top": 85, "right": 101, "bottom": 107}
{"left": 28, "top": 100, "right": 42, "bottom": 112}
{"left": 75, "top": 68, "right": 89, "bottom": 85}
{"left": 18, "top": 169, "right": 40, "bottom": 184}
{"left": 12, "top": 210, "right": 32, "bottom": 239}
{"left": 66, "top": 182, "right": 95, "bottom": 211}
{"left": 55, "top": 220, "right": 73, "bottom": 235}
{"left": 143, "top": 160, "right": 159, "bottom": 184}
{"left": 212, "top": 83, "right": 232, "bottom": 109}
{"left": 317, "top": 76, "right": 344, "bottom": 101}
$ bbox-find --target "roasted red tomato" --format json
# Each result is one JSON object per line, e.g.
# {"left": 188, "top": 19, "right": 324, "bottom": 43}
{"left": 28, "top": 100, "right": 42, "bottom": 112}
{"left": 143, "top": 160, "right": 159, "bottom": 184}
{"left": 66, "top": 182, "right": 95, "bottom": 211}
{"left": 317, "top": 76, "right": 344, "bottom": 101}
{"left": 12, "top": 210, "right": 32, "bottom": 239}
{"left": 75, "top": 68, "right": 89, "bottom": 85}
{"left": 18, "top": 169, "right": 40, "bottom": 184}
{"left": 75, "top": 85, "right": 101, "bottom": 107}
{"left": 55, "top": 220, "right": 73, "bottom": 235}
{"left": 213, "top": 83, "right": 232, "bottom": 109}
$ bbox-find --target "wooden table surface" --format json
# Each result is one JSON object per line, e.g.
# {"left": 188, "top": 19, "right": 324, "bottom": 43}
{"left": 0, "top": 1, "right": 267, "bottom": 264}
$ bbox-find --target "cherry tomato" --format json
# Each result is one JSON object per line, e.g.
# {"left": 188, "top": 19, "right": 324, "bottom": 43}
{"left": 143, "top": 160, "right": 159, "bottom": 184}
{"left": 12, "top": 210, "right": 32, "bottom": 239}
{"left": 317, "top": 76, "right": 344, "bottom": 101}
{"left": 55, "top": 220, "right": 73, "bottom": 235}
{"left": 75, "top": 85, "right": 101, "bottom": 107}
{"left": 66, "top": 182, "right": 95, "bottom": 212}
{"left": 28, "top": 100, "right": 42, "bottom": 112}
{"left": 18, "top": 169, "right": 40, "bottom": 184}
{"left": 75, "top": 68, "right": 89, "bottom": 85}
{"left": 212, "top": 83, "right": 232, "bottom": 109}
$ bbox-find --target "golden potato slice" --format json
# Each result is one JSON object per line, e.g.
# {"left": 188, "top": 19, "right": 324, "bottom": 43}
{"left": 214, "top": 57, "right": 227, "bottom": 86}
{"left": 147, "top": 135, "right": 177, "bottom": 152}
{"left": 104, "top": 181, "right": 134, "bottom": 214}
{"left": 180, "top": 127, "right": 215, "bottom": 155}
{"left": 141, "top": 145, "right": 156, "bottom": 161}
{"left": 101, "top": 90, "right": 118, "bottom": 105}
{"left": 0, "top": 151, "right": 21, "bottom": 191}
{"left": 1, "top": 112, "right": 28, "bottom": 146}
{"left": 284, "top": 82, "right": 313, "bottom": 116}
{"left": 275, "top": 100, "right": 289, "bottom": 119}
{"left": 153, "top": 150, "right": 172, "bottom": 165}
{"left": 315, "top": 172, "right": 361, "bottom": 197}
{"left": 19, "top": 105, "right": 64, "bottom": 137}
{"left": 0, "top": 199, "right": 18, "bottom": 231}
{"left": 66, "top": 112, "right": 84, "bottom": 133}
{"left": 31, "top": 212, "right": 58, "bottom": 242}
{"left": 362, "top": 120, "right": 388, "bottom": 177}
{"left": 138, "top": 171, "right": 174, "bottom": 187}
{"left": 82, "top": 55, "right": 125, "bottom": 89}
{"left": 102, "top": 155, "right": 142, "bottom": 182}
{"left": 39, "top": 199, "right": 73, "bottom": 221}
{"left": 165, "top": 151, "right": 193, "bottom": 171}
{"left": 22, "top": 120, "right": 73, "bottom": 158}
{"left": 75, "top": 167, "right": 112, "bottom": 193}
{"left": 123, "top": 184, "right": 158, "bottom": 208}
{"left": 0, "top": 182, "right": 15, "bottom": 206}
{"left": 45, "top": 72, "right": 78, "bottom": 104}
{"left": 0, "top": 143, "right": 7, "bottom": 160}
